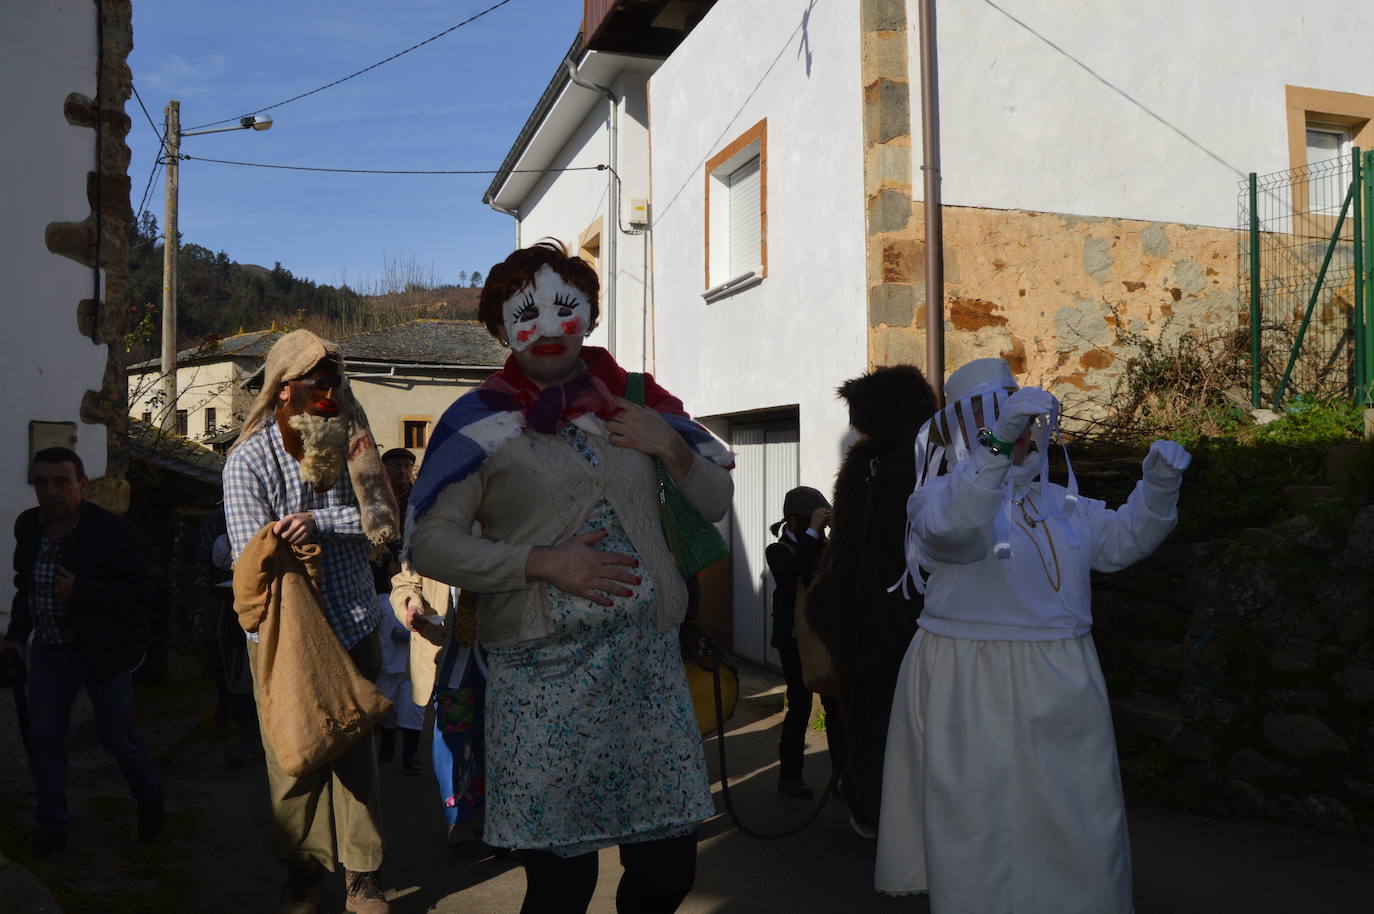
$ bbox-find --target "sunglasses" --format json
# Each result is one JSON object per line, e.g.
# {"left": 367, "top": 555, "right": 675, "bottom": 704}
{"left": 299, "top": 374, "right": 342, "bottom": 392}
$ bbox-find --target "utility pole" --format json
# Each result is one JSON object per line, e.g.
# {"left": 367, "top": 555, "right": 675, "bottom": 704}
{"left": 161, "top": 99, "right": 180, "bottom": 431}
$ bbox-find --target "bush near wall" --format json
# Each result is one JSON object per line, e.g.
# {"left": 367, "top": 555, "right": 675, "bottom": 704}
{"left": 1073, "top": 406, "right": 1374, "bottom": 838}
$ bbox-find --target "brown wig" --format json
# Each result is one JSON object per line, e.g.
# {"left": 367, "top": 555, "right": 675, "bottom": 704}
{"left": 477, "top": 239, "right": 600, "bottom": 340}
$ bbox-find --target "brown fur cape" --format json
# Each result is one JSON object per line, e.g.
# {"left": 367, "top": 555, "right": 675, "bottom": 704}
{"left": 805, "top": 364, "right": 937, "bottom": 829}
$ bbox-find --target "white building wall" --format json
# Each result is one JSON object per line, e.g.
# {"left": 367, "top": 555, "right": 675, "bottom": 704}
{"left": 1, "top": 4, "right": 107, "bottom": 622}
{"left": 910, "top": 0, "right": 1374, "bottom": 227}
{"left": 516, "top": 103, "right": 612, "bottom": 266}
{"left": 350, "top": 370, "right": 488, "bottom": 457}
{"left": 648, "top": 0, "right": 868, "bottom": 491}
{"left": 514, "top": 71, "right": 656, "bottom": 374}
{"left": 129, "top": 361, "right": 246, "bottom": 440}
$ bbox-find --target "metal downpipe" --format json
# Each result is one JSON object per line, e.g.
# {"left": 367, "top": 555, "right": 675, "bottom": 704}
{"left": 918, "top": 0, "right": 945, "bottom": 401}
{"left": 567, "top": 60, "right": 619, "bottom": 358}
{"left": 485, "top": 200, "right": 520, "bottom": 248}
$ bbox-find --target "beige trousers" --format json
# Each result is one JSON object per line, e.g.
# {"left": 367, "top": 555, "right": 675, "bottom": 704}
{"left": 247, "top": 630, "right": 384, "bottom": 873}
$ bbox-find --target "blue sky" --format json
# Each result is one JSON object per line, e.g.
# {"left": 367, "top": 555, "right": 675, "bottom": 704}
{"left": 128, "top": 0, "right": 582, "bottom": 288}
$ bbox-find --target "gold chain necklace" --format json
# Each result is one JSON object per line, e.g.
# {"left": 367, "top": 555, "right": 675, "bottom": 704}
{"left": 1014, "top": 492, "right": 1039, "bottom": 528}
{"left": 1012, "top": 494, "right": 1061, "bottom": 592}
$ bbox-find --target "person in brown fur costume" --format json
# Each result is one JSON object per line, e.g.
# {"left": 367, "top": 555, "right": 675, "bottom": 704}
{"left": 804, "top": 364, "right": 937, "bottom": 836}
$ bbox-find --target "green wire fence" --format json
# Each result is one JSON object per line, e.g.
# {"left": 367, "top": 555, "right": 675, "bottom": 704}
{"left": 1241, "top": 148, "right": 1374, "bottom": 409}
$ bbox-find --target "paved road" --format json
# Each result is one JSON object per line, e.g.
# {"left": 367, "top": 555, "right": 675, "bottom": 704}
{"left": 1, "top": 660, "right": 1371, "bottom": 912}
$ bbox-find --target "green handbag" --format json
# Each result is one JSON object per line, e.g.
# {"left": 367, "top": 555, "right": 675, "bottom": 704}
{"left": 625, "top": 373, "right": 729, "bottom": 577}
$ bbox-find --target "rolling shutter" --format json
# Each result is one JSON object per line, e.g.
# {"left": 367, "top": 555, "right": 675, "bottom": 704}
{"left": 728, "top": 155, "right": 762, "bottom": 279}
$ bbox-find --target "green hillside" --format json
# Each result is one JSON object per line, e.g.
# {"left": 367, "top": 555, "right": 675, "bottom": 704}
{"left": 125, "top": 213, "right": 481, "bottom": 358}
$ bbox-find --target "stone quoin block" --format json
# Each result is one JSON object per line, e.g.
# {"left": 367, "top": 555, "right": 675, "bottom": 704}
{"left": 867, "top": 188, "right": 912, "bottom": 234}
{"left": 868, "top": 282, "right": 915, "bottom": 327}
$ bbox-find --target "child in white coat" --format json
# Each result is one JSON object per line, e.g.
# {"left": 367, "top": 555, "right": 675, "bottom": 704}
{"left": 374, "top": 594, "right": 425, "bottom": 773}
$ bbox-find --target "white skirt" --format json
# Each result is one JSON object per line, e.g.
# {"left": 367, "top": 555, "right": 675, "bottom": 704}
{"left": 875, "top": 629, "right": 1132, "bottom": 914}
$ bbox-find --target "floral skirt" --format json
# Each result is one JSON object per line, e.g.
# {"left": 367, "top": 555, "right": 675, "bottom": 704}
{"left": 483, "top": 499, "right": 713, "bottom": 855}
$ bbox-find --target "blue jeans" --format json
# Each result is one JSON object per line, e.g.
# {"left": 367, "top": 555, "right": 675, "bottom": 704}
{"left": 27, "top": 641, "right": 161, "bottom": 832}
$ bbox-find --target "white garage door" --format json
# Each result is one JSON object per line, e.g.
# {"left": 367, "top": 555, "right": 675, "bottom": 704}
{"left": 729, "top": 417, "right": 798, "bottom": 668}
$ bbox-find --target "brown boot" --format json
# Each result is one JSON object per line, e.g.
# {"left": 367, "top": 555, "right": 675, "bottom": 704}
{"left": 344, "top": 869, "right": 390, "bottom": 914}
{"left": 279, "top": 860, "right": 323, "bottom": 914}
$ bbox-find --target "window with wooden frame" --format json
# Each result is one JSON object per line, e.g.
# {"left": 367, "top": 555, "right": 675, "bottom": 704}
{"left": 204, "top": 406, "right": 217, "bottom": 436}
{"left": 401, "top": 416, "right": 431, "bottom": 449}
{"left": 1286, "top": 85, "right": 1374, "bottom": 235}
{"left": 704, "top": 118, "right": 767, "bottom": 301}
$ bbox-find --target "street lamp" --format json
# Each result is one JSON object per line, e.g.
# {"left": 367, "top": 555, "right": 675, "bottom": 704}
{"left": 159, "top": 101, "right": 273, "bottom": 432}
{"left": 181, "top": 114, "right": 275, "bottom": 136}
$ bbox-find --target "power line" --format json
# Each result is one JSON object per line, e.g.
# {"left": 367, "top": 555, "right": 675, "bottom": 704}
{"left": 182, "top": 0, "right": 518, "bottom": 132}
{"left": 135, "top": 156, "right": 164, "bottom": 223}
{"left": 130, "top": 83, "right": 167, "bottom": 149}
{"left": 181, "top": 155, "right": 608, "bottom": 176}
{"left": 131, "top": 82, "right": 170, "bottom": 224}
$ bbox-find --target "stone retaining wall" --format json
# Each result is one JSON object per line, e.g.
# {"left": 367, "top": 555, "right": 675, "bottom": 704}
{"left": 1095, "top": 503, "right": 1374, "bottom": 838}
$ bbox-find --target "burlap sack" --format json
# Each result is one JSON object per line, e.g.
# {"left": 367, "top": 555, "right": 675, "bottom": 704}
{"left": 233, "top": 524, "right": 392, "bottom": 776}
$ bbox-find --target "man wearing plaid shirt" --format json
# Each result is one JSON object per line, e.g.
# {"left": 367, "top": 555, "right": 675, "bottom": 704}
{"left": 224, "top": 333, "right": 395, "bottom": 914}
{"left": 224, "top": 421, "right": 377, "bottom": 647}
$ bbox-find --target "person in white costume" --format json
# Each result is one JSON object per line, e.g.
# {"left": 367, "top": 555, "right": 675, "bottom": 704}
{"left": 875, "top": 358, "right": 1191, "bottom": 913}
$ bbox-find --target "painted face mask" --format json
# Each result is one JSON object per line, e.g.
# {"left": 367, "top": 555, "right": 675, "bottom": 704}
{"left": 501, "top": 264, "right": 592, "bottom": 353}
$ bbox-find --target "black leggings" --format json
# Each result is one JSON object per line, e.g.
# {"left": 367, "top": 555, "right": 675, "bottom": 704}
{"left": 519, "top": 830, "right": 698, "bottom": 914}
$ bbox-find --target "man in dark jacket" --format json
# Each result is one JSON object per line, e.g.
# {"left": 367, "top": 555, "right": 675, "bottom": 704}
{"left": 0, "top": 447, "right": 162, "bottom": 856}
{"left": 764, "top": 486, "right": 845, "bottom": 801}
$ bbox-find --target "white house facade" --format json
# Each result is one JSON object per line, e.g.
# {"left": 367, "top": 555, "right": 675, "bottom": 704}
{"left": 914, "top": 0, "right": 1374, "bottom": 226}
{"left": 1, "top": 2, "right": 133, "bottom": 624}
{"left": 128, "top": 331, "right": 280, "bottom": 444}
{"left": 647, "top": 0, "right": 868, "bottom": 664}
{"left": 484, "top": 0, "right": 1374, "bottom": 666}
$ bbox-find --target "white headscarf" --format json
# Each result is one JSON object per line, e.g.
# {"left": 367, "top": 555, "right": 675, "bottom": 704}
{"left": 892, "top": 358, "right": 1079, "bottom": 596}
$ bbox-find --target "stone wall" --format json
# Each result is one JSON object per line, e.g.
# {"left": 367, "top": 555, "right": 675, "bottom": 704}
{"left": 860, "top": 0, "right": 918, "bottom": 370}
{"left": 870, "top": 204, "right": 1243, "bottom": 421}
{"left": 1096, "top": 501, "right": 1374, "bottom": 838}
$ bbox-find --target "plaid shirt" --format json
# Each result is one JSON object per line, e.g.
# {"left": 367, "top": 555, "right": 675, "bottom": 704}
{"left": 223, "top": 421, "right": 377, "bottom": 648}
{"left": 29, "top": 528, "right": 76, "bottom": 646}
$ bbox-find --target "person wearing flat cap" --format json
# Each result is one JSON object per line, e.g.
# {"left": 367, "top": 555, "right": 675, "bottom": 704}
{"left": 875, "top": 358, "right": 1191, "bottom": 913}
{"left": 380, "top": 448, "right": 416, "bottom": 517}
{"left": 764, "top": 486, "right": 846, "bottom": 802}
{"left": 371, "top": 448, "right": 417, "bottom": 596}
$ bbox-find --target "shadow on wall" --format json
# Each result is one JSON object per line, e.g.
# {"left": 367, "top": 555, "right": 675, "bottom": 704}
{"left": 977, "top": 0, "right": 1244, "bottom": 178}
{"left": 654, "top": 0, "right": 829, "bottom": 225}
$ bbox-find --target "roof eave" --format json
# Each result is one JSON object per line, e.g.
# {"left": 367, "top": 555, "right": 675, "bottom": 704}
{"left": 483, "top": 34, "right": 586, "bottom": 207}
{"left": 483, "top": 40, "right": 667, "bottom": 212}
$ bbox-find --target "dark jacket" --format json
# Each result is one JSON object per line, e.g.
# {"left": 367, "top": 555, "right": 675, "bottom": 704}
{"left": 765, "top": 530, "right": 824, "bottom": 649}
{"left": 7, "top": 502, "right": 155, "bottom": 680}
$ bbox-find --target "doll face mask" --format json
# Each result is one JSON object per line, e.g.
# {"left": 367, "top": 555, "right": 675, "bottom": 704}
{"left": 501, "top": 264, "right": 592, "bottom": 353}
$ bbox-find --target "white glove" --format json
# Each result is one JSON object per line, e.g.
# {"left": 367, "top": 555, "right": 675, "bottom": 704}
{"left": 1142, "top": 439, "right": 1192, "bottom": 483}
{"left": 991, "top": 386, "right": 1057, "bottom": 444}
